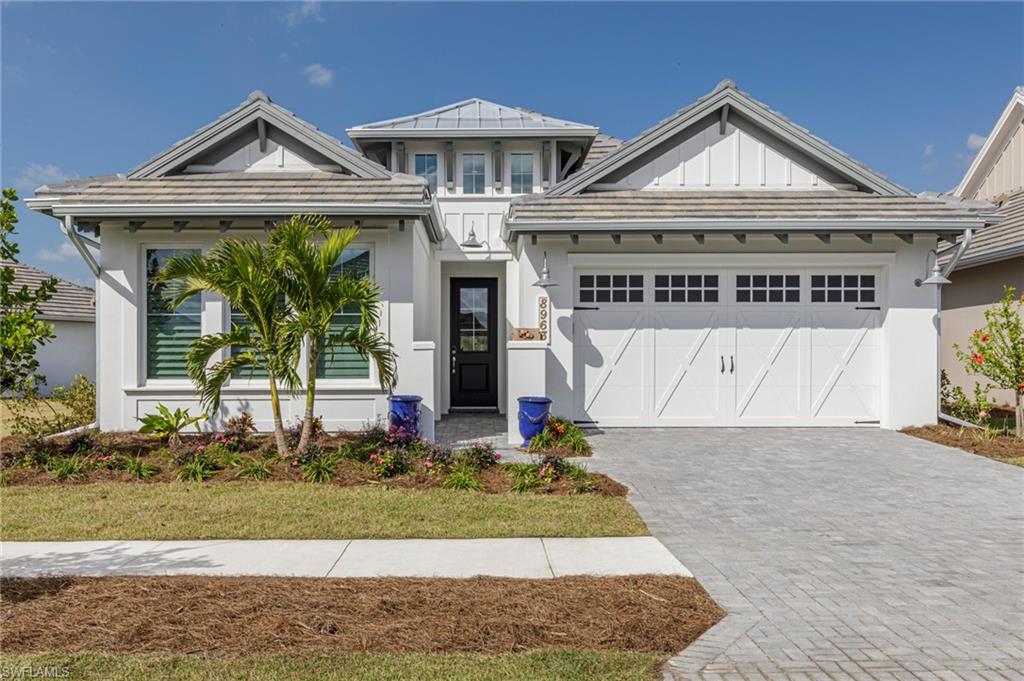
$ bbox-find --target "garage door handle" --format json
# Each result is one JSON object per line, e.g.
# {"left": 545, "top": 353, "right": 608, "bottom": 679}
{"left": 730, "top": 355, "right": 734, "bottom": 374}
{"left": 574, "top": 306, "right": 600, "bottom": 310}
{"left": 720, "top": 356, "right": 725, "bottom": 373}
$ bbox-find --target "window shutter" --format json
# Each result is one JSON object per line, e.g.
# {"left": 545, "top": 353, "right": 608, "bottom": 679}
{"left": 493, "top": 141, "right": 502, "bottom": 192}
{"left": 145, "top": 249, "right": 201, "bottom": 380}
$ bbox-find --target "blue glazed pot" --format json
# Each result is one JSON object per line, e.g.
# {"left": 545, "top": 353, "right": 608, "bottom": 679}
{"left": 387, "top": 395, "right": 422, "bottom": 437}
{"left": 517, "top": 396, "right": 552, "bottom": 447}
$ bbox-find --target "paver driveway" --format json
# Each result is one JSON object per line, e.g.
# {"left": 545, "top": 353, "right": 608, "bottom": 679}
{"left": 587, "top": 428, "right": 1024, "bottom": 680}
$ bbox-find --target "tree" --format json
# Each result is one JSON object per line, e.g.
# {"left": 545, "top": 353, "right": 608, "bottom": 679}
{"left": 158, "top": 238, "right": 302, "bottom": 455}
{"left": 270, "top": 215, "right": 397, "bottom": 454}
{"left": 1, "top": 188, "right": 58, "bottom": 396}
{"left": 954, "top": 286, "right": 1024, "bottom": 437}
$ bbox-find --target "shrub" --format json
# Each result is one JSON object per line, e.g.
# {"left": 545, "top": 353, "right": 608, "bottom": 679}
{"left": 94, "top": 454, "right": 124, "bottom": 470}
{"left": 0, "top": 472, "right": 9, "bottom": 487}
{"left": 222, "top": 412, "right": 256, "bottom": 441}
{"left": 422, "top": 444, "right": 454, "bottom": 473}
{"left": 571, "top": 478, "right": 599, "bottom": 494}
{"left": 528, "top": 416, "right": 592, "bottom": 456}
{"left": 286, "top": 416, "right": 323, "bottom": 450}
{"left": 384, "top": 424, "right": 422, "bottom": 449}
{"left": 139, "top": 405, "right": 205, "bottom": 450}
{"left": 46, "top": 456, "right": 87, "bottom": 482}
{"left": 511, "top": 473, "right": 542, "bottom": 493}
{"left": 536, "top": 453, "right": 569, "bottom": 481}
{"left": 123, "top": 457, "right": 159, "bottom": 480}
{"left": 7, "top": 375, "right": 96, "bottom": 437}
{"left": 62, "top": 431, "right": 97, "bottom": 456}
{"left": 564, "top": 461, "right": 590, "bottom": 481}
{"left": 442, "top": 465, "right": 484, "bottom": 491}
{"left": 238, "top": 457, "right": 272, "bottom": 481}
{"left": 176, "top": 454, "right": 218, "bottom": 482}
{"left": 202, "top": 441, "right": 243, "bottom": 468}
{"left": 454, "top": 442, "right": 500, "bottom": 470}
{"left": 301, "top": 453, "right": 338, "bottom": 483}
{"left": 368, "top": 448, "right": 411, "bottom": 478}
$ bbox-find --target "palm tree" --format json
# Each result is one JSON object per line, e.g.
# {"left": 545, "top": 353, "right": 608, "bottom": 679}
{"left": 270, "top": 215, "right": 397, "bottom": 454}
{"left": 157, "top": 239, "right": 301, "bottom": 455}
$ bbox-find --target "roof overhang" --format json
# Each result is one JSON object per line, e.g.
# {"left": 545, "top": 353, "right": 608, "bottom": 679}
{"left": 26, "top": 199, "right": 446, "bottom": 243}
{"left": 348, "top": 128, "right": 598, "bottom": 140}
{"left": 502, "top": 217, "right": 993, "bottom": 242}
{"left": 951, "top": 243, "right": 1024, "bottom": 271}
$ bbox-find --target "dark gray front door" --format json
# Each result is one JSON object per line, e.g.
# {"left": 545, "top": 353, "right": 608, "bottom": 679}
{"left": 450, "top": 278, "right": 498, "bottom": 409}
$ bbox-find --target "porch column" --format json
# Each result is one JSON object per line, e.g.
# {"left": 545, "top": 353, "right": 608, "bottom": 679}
{"left": 506, "top": 340, "right": 547, "bottom": 445}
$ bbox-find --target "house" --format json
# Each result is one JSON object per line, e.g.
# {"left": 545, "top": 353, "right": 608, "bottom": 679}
{"left": 941, "top": 87, "right": 1024, "bottom": 408}
{"left": 5, "top": 260, "right": 95, "bottom": 393}
{"left": 26, "top": 81, "right": 1002, "bottom": 441}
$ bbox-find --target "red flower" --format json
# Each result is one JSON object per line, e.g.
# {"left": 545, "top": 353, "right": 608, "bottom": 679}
{"left": 972, "top": 353, "right": 985, "bottom": 365}
{"left": 980, "top": 333, "right": 990, "bottom": 343}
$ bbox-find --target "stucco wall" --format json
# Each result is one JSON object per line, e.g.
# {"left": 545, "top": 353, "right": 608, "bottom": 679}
{"left": 34, "top": 319, "right": 96, "bottom": 394}
{"left": 941, "top": 256, "right": 1024, "bottom": 407}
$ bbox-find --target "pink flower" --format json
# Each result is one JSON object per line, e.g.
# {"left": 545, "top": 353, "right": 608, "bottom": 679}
{"left": 978, "top": 410, "right": 989, "bottom": 419}
{"left": 495, "top": 453, "right": 502, "bottom": 460}
{"left": 972, "top": 353, "right": 985, "bottom": 365}
{"left": 197, "top": 444, "right": 206, "bottom": 452}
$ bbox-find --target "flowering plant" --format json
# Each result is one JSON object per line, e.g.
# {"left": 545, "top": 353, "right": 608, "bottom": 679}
{"left": 368, "top": 448, "right": 411, "bottom": 478}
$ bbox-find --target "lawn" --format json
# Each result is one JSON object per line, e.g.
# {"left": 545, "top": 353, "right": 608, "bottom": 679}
{"left": 0, "top": 482, "right": 649, "bottom": 540}
{"left": 0, "top": 652, "right": 663, "bottom": 680}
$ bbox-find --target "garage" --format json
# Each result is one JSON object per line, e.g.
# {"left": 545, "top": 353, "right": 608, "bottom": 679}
{"left": 573, "top": 268, "right": 882, "bottom": 427}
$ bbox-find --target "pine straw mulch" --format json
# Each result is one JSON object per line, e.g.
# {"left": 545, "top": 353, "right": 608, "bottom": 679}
{"left": 0, "top": 575, "right": 724, "bottom": 656}
{"left": 902, "top": 423, "right": 1023, "bottom": 464}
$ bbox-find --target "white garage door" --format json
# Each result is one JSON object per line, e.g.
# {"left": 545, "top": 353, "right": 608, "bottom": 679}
{"left": 573, "top": 269, "right": 881, "bottom": 427}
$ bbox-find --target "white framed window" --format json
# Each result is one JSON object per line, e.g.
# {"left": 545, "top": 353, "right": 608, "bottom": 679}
{"left": 736, "top": 274, "right": 800, "bottom": 303}
{"left": 415, "top": 153, "right": 438, "bottom": 193}
{"left": 811, "top": 274, "right": 876, "bottom": 303}
{"left": 654, "top": 274, "right": 719, "bottom": 303}
{"left": 510, "top": 153, "right": 534, "bottom": 194}
{"left": 578, "top": 274, "right": 644, "bottom": 304}
{"left": 462, "top": 153, "right": 485, "bottom": 194}
{"left": 144, "top": 247, "right": 201, "bottom": 380}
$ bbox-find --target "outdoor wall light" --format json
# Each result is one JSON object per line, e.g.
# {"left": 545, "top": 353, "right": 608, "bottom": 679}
{"left": 460, "top": 222, "right": 483, "bottom": 248}
{"left": 533, "top": 251, "right": 558, "bottom": 288}
{"left": 915, "top": 250, "right": 951, "bottom": 287}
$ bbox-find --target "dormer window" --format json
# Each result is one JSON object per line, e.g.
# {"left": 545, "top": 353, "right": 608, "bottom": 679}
{"left": 415, "top": 154, "right": 438, "bottom": 193}
{"left": 511, "top": 153, "right": 534, "bottom": 194}
{"left": 462, "top": 153, "right": 486, "bottom": 194}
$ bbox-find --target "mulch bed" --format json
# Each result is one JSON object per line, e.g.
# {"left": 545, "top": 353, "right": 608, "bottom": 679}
{"left": 902, "top": 423, "right": 1023, "bottom": 463}
{"left": 0, "top": 575, "right": 723, "bottom": 656}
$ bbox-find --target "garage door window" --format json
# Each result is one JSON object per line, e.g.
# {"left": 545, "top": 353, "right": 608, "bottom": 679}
{"left": 654, "top": 274, "right": 719, "bottom": 303}
{"left": 579, "top": 274, "right": 643, "bottom": 303}
{"left": 736, "top": 274, "right": 800, "bottom": 303}
{"left": 811, "top": 274, "right": 875, "bottom": 303}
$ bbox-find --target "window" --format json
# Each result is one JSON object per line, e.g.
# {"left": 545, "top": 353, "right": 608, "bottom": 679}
{"left": 145, "top": 248, "right": 201, "bottom": 379}
{"left": 736, "top": 274, "right": 800, "bottom": 303}
{"left": 510, "top": 153, "right": 534, "bottom": 194}
{"left": 654, "top": 274, "right": 719, "bottom": 303}
{"left": 458, "top": 287, "right": 489, "bottom": 352}
{"left": 811, "top": 274, "right": 876, "bottom": 303}
{"left": 462, "top": 153, "right": 485, "bottom": 194}
{"left": 230, "top": 300, "right": 280, "bottom": 379}
{"left": 415, "top": 154, "right": 438, "bottom": 193}
{"left": 578, "top": 274, "right": 644, "bottom": 303}
{"left": 317, "top": 248, "right": 372, "bottom": 379}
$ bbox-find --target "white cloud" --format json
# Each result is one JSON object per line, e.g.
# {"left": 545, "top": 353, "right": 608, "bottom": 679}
{"left": 36, "top": 242, "right": 79, "bottom": 263}
{"left": 303, "top": 63, "right": 333, "bottom": 87}
{"left": 283, "top": 1, "right": 324, "bottom": 28}
{"left": 13, "top": 163, "right": 73, "bottom": 194}
{"left": 966, "top": 133, "right": 987, "bottom": 151}
{"left": 922, "top": 143, "right": 934, "bottom": 158}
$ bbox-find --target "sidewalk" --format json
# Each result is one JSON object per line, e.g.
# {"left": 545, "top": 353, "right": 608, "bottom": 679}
{"left": 0, "top": 537, "right": 690, "bottom": 579}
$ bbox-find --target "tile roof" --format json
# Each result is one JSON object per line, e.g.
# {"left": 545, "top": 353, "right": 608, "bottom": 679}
{"left": 943, "top": 190, "right": 1024, "bottom": 268}
{"left": 348, "top": 98, "right": 598, "bottom": 135}
{"left": 4, "top": 260, "right": 94, "bottom": 321}
{"left": 35, "top": 172, "right": 432, "bottom": 205}
{"left": 507, "top": 190, "right": 995, "bottom": 224}
{"left": 581, "top": 133, "right": 623, "bottom": 168}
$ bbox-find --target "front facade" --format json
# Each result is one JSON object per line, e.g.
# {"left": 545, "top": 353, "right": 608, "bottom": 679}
{"left": 941, "top": 87, "right": 1024, "bottom": 408}
{"left": 28, "top": 82, "right": 1000, "bottom": 440}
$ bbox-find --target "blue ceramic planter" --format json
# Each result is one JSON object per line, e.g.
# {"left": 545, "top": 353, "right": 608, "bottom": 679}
{"left": 517, "top": 396, "right": 552, "bottom": 447}
{"left": 387, "top": 395, "right": 422, "bottom": 437}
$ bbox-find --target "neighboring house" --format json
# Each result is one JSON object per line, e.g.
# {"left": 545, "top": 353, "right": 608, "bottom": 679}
{"left": 6, "top": 260, "right": 96, "bottom": 393}
{"left": 941, "top": 87, "right": 1024, "bottom": 408}
{"left": 27, "top": 82, "right": 1001, "bottom": 440}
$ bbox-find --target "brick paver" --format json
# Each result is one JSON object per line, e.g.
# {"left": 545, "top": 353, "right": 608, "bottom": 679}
{"left": 584, "top": 428, "right": 1024, "bottom": 680}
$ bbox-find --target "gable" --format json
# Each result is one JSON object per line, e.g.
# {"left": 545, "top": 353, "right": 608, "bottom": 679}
{"left": 601, "top": 117, "right": 837, "bottom": 191}
{"left": 549, "top": 81, "right": 909, "bottom": 197}
{"left": 956, "top": 88, "right": 1024, "bottom": 201}
{"left": 185, "top": 127, "right": 336, "bottom": 174}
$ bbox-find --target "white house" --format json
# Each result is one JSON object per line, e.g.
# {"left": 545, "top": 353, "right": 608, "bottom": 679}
{"left": 27, "top": 81, "right": 1002, "bottom": 441}
{"left": 6, "top": 260, "right": 95, "bottom": 393}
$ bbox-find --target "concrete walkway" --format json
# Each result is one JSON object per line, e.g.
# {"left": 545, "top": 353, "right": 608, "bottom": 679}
{"left": 0, "top": 537, "right": 689, "bottom": 579}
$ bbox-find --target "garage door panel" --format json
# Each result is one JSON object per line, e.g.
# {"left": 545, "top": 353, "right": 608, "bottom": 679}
{"left": 652, "top": 309, "right": 726, "bottom": 424}
{"left": 733, "top": 307, "right": 805, "bottom": 423}
{"left": 574, "top": 311, "right": 646, "bottom": 425}
{"left": 809, "top": 309, "right": 880, "bottom": 422}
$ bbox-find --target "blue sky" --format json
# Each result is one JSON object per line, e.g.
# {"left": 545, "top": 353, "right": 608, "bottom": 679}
{"left": 3, "top": 1, "right": 1022, "bottom": 283}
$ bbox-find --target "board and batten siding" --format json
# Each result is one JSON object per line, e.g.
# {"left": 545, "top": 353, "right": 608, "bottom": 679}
{"left": 606, "top": 120, "right": 835, "bottom": 191}
{"left": 969, "top": 118, "right": 1024, "bottom": 201}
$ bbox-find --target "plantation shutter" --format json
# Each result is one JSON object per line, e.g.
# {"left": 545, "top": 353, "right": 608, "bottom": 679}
{"left": 146, "top": 249, "right": 201, "bottom": 379}
{"left": 317, "top": 247, "right": 371, "bottom": 379}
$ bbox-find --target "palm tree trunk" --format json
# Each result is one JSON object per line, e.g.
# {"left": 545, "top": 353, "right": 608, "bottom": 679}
{"left": 297, "top": 337, "right": 317, "bottom": 454}
{"left": 1015, "top": 391, "right": 1022, "bottom": 439}
{"left": 266, "top": 371, "right": 289, "bottom": 455}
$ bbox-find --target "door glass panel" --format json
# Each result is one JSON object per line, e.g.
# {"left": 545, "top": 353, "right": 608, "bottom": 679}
{"left": 459, "top": 287, "right": 488, "bottom": 351}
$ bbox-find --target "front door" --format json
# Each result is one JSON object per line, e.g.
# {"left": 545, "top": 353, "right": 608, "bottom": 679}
{"left": 450, "top": 278, "right": 498, "bottom": 409}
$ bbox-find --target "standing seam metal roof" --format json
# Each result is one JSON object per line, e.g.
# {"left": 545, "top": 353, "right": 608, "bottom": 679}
{"left": 347, "top": 98, "right": 598, "bottom": 133}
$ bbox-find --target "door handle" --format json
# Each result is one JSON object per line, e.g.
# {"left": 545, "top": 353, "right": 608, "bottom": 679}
{"left": 730, "top": 356, "right": 734, "bottom": 374}
{"left": 720, "top": 356, "right": 725, "bottom": 374}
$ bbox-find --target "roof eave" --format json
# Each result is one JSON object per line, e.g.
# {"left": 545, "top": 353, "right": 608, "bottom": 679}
{"left": 954, "top": 90, "right": 1024, "bottom": 198}
{"left": 347, "top": 128, "right": 599, "bottom": 140}
{"left": 951, "top": 243, "right": 1024, "bottom": 271}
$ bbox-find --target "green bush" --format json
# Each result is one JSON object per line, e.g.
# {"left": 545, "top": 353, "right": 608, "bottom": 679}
{"left": 139, "top": 404, "right": 205, "bottom": 450}
{"left": 238, "top": 457, "right": 272, "bottom": 481}
{"left": 177, "top": 455, "right": 218, "bottom": 482}
{"left": 46, "top": 456, "right": 87, "bottom": 482}
{"left": 122, "top": 457, "right": 159, "bottom": 480}
{"left": 511, "top": 473, "right": 542, "bottom": 494}
{"left": 442, "top": 465, "right": 484, "bottom": 491}
{"left": 528, "top": 416, "right": 592, "bottom": 456}
{"left": 301, "top": 453, "right": 338, "bottom": 483}
{"left": 453, "top": 442, "right": 500, "bottom": 470}
{"left": 7, "top": 375, "right": 97, "bottom": 437}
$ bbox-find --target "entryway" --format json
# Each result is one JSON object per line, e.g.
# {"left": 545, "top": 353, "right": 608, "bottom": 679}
{"left": 449, "top": 277, "right": 498, "bottom": 410}
{"left": 573, "top": 268, "right": 882, "bottom": 427}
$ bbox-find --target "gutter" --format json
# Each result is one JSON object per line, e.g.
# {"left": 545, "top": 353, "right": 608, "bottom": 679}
{"left": 938, "top": 227, "right": 973, "bottom": 279}
{"left": 62, "top": 215, "right": 100, "bottom": 276}
{"left": 938, "top": 412, "right": 983, "bottom": 430}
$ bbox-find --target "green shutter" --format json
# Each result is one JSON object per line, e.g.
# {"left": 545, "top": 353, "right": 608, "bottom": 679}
{"left": 316, "top": 248, "right": 371, "bottom": 380}
{"left": 146, "top": 249, "right": 201, "bottom": 380}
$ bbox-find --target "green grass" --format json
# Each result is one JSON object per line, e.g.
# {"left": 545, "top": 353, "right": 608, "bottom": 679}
{"left": 0, "top": 652, "right": 662, "bottom": 680}
{"left": 0, "top": 482, "right": 648, "bottom": 541}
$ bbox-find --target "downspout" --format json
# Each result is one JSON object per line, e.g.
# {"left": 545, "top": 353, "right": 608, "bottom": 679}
{"left": 935, "top": 228, "right": 973, "bottom": 425}
{"left": 61, "top": 214, "right": 100, "bottom": 276}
